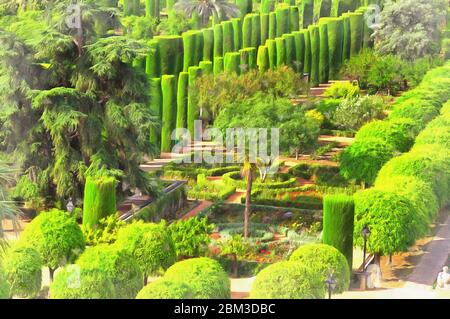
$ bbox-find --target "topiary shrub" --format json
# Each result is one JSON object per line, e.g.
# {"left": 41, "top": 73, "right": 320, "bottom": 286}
{"left": 322, "top": 194, "right": 354, "bottom": 270}
{"left": 164, "top": 257, "right": 230, "bottom": 299}
{"left": 415, "top": 126, "right": 450, "bottom": 149}
{"left": 289, "top": 243, "right": 350, "bottom": 294}
{"left": 250, "top": 261, "right": 325, "bottom": 299}
{"left": 50, "top": 265, "right": 115, "bottom": 299}
{"left": 339, "top": 138, "right": 395, "bottom": 185}
{"left": 115, "top": 221, "right": 176, "bottom": 282}
{"left": 376, "top": 146, "right": 450, "bottom": 206}
{"left": 355, "top": 118, "right": 417, "bottom": 152}
{"left": 82, "top": 176, "right": 117, "bottom": 230}
{"left": 353, "top": 189, "right": 425, "bottom": 256}
{"left": 76, "top": 245, "right": 143, "bottom": 299}
{"left": 388, "top": 99, "right": 440, "bottom": 131}
{"left": 324, "top": 81, "right": 360, "bottom": 99}
{"left": 19, "top": 209, "right": 85, "bottom": 280}
{"left": 3, "top": 246, "right": 42, "bottom": 298}
{"left": 136, "top": 279, "right": 193, "bottom": 299}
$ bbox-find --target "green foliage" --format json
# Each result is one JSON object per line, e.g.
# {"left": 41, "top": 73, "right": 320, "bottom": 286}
{"left": 355, "top": 118, "right": 417, "bottom": 153}
{"left": 218, "top": 234, "right": 250, "bottom": 257}
{"left": 332, "top": 96, "right": 384, "bottom": 131}
{"left": 322, "top": 195, "right": 354, "bottom": 269}
{"left": 289, "top": 243, "right": 350, "bottom": 293}
{"left": 82, "top": 176, "right": 118, "bottom": 230}
{"left": 0, "top": 261, "right": 9, "bottom": 299}
{"left": 161, "top": 74, "right": 177, "bottom": 152}
{"left": 318, "top": 22, "right": 329, "bottom": 83}
{"left": 366, "top": 55, "right": 404, "bottom": 94}
{"left": 324, "top": 82, "right": 360, "bottom": 99}
{"left": 19, "top": 209, "right": 85, "bottom": 270}
{"left": 157, "top": 11, "right": 192, "bottom": 35}
{"left": 308, "top": 24, "right": 320, "bottom": 86}
{"left": 3, "top": 245, "right": 42, "bottom": 298}
{"left": 76, "top": 244, "right": 143, "bottom": 298}
{"left": 115, "top": 221, "right": 176, "bottom": 277}
{"left": 164, "top": 257, "right": 230, "bottom": 299}
{"left": 188, "top": 175, "right": 236, "bottom": 201}
{"left": 353, "top": 189, "right": 425, "bottom": 255}
{"left": 250, "top": 261, "right": 325, "bottom": 299}
{"left": 167, "top": 217, "right": 214, "bottom": 258}
{"left": 339, "top": 138, "right": 394, "bottom": 185}
{"left": 174, "top": 0, "right": 240, "bottom": 26}
{"left": 348, "top": 12, "right": 363, "bottom": 57}
{"left": 373, "top": 0, "right": 447, "bottom": 60}
{"left": 136, "top": 279, "right": 193, "bottom": 299}
{"left": 82, "top": 215, "right": 125, "bottom": 246}
{"left": 50, "top": 265, "right": 115, "bottom": 299}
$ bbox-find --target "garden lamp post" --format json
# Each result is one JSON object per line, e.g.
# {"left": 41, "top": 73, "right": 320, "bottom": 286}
{"left": 362, "top": 225, "right": 371, "bottom": 272}
{"left": 67, "top": 197, "right": 75, "bottom": 214}
{"left": 325, "top": 273, "right": 337, "bottom": 299}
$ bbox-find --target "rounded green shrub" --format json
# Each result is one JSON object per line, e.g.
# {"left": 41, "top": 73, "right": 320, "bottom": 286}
{"left": 339, "top": 138, "right": 395, "bottom": 185}
{"left": 3, "top": 246, "right": 42, "bottom": 298}
{"left": 136, "top": 279, "right": 193, "bottom": 299}
{"left": 250, "top": 261, "right": 325, "bottom": 299}
{"left": 164, "top": 257, "right": 230, "bottom": 299}
{"left": 355, "top": 118, "right": 417, "bottom": 152}
{"left": 389, "top": 99, "right": 440, "bottom": 131}
{"left": 354, "top": 189, "right": 425, "bottom": 255}
{"left": 415, "top": 126, "right": 450, "bottom": 149}
{"left": 324, "top": 81, "right": 360, "bottom": 99}
{"left": 115, "top": 221, "right": 176, "bottom": 278}
{"left": 376, "top": 146, "right": 450, "bottom": 206}
{"left": 76, "top": 245, "right": 143, "bottom": 298}
{"left": 374, "top": 175, "right": 439, "bottom": 222}
{"left": 50, "top": 266, "right": 115, "bottom": 299}
{"left": 19, "top": 209, "right": 85, "bottom": 274}
{"left": 289, "top": 243, "right": 350, "bottom": 294}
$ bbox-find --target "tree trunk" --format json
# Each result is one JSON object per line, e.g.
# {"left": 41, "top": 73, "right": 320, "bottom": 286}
{"left": 231, "top": 254, "right": 238, "bottom": 278}
{"left": 295, "top": 150, "right": 299, "bottom": 160}
{"left": 144, "top": 274, "right": 148, "bottom": 286}
{"left": 244, "top": 171, "right": 253, "bottom": 239}
{"left": 49, "top": 268, "right": 55, "bottom": 282}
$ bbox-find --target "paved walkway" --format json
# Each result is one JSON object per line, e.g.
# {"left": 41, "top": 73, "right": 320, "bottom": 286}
{"left": 181, "top": 200, "right": 213, "bottom": 220}
{"left": 408, "top": 214, "right": 450, "bottom": 285}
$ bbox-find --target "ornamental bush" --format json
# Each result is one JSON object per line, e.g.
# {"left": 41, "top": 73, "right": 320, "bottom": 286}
{"left": 388, "top": 99, "right": 440, "bottom": 131}
{"left": 164, "top": 258, "right": 230, "bottom": 299}
{"left": 324, "top": 82, "right": 360, "bottom": 99}
{"left": 115, "top": 221, "right": 176, "bottom": 279}
{"left": 339, "top": 138, "right": 395, "bottom": 185}
{"left": 355, "top": 118, "right": 417, "bottom": 152}
{"left": 322, "top": 194, "right": 354, "bottom": 269}
{"left": 50, "top": 265, "right": 115, "bottom": 299}
{"left": 250, "top": 261, "right": 325, "bottom": 299}
{"left": 3, "top": 246, "right": 42, "bottom": 298}
{"left": 353, "top": 189, "right": 425, "bottom": 255}
{"left": 136, "top": 279, "right": 193, "bottom": 299}
{"left": 415, "top": 126, "right": 450, "bottom": 149}
{"left": 76, "top": 245, "right": 143, "bottom": 299}
{"left": 289, "top": 243, "right": 350, "bottom": 294}
{"left": 19, "top": 209, "right": 85, "bottom": 277}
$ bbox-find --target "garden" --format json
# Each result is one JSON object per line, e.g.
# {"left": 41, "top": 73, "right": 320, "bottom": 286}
{"left": 0, "top": 0, "right": 449, "bottom": 300}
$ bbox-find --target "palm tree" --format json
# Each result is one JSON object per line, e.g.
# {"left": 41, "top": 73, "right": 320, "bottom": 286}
{"left": 0, "top": 162, "right": 22, "bottom": 253}
{"left": 240, "top": 156, "right": 254, "bottom": 239}
{"left": 174, "top": 0, "right": 240, "bottom": 26}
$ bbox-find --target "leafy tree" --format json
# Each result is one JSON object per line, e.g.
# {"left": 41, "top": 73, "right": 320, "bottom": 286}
{"left": 3, "top": 245, "right": 42, "bottom": 298}
{"left": 0, "top": 161, "right": 22, "bottom": 252}
{"left": 18, "top": 209, "right": 85, "bottom": 280}
{"left": 115, "top": 221, "right": 176, "bottom": 284}
{"left": 174, "top": 0, "right": 240, "bottom": 27}
{"left": 218, "top": 234, "right": 250, "bottom": 277}
{"left": 157, "top": 10, "right": 193, "bottom": 35}
{"left": 373, "top": 0, "right": 447, "bottom": 60}
{"left": 332, "top": 95, "right": 385, "bottom": 131}
{"left": 0, "top": 3, "right": 159, "bottom": 205}
{"left": 167, "top": 216, "right": 214, "bottom": 258}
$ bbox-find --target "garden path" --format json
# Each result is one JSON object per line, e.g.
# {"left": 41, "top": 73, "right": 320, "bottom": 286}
{"left": 180, "top": 200, "right": 213, "bottom": 220}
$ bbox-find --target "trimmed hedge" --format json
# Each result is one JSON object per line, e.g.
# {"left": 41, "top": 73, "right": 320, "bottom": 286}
{"left": 242, "top": 14, "right": 252, "bottom": 48}
{"left": 275, "top": 7, "right": 290, "bottom": 37}
{"left": 269, "top": 11, "right": 277, "bottom": 39}
{"left": 322, "top": 194, "right": 354, "bottom": 269}
{"left": 282, "top": 33, "right": 296, "bottom": 68}
{"left": 164, "top": 258, "right": 230, "bottom": 299}
{"left": 155, "top": 35, "right": 183, "bottom": 76}
{"left": 318, "top": 22, "right": 329, "bottom": 83}
{"left": 292, "top": 30, "right": 305, "bottom": 72}
{"left": 300, "top": 0, "right": 314, "bottom": 28}
{"left": 308, "top": 24, "right": 320, "bottom": 86}
{"left": 224, "top": 52, "right": 241, "bottom": 74}
{"left": 322, "top": 17, "right": 344, "bottom": 78}
{"left": 290, "top": 243, "right": 350, "bottom": 294}
{"left": 187, "top": 66, "right": 202, "bottom": 136}
{"left": 266, "top": 39, "right": 277, "bottom": 69}
{"left": 161, "top": 74, "right": 177, "bottom": 152}
{"left": 257, "top": 45, "right": 270, "bottom": 72}
{"left": 222, "top": 21, "right": 235, "bottom": 54}
{"left": 136, "top": 279, "right": 193, "bottom": 299}
{"left": 213, "top": 24, "right": 223, "bottom": 60}
{"left": 82, "top": 176, "right": 117, "bottom": 230}
{"left": 261, "top": 13, "right": 270, "bottom": 45}
{"left": 199, "top": 60, "right": 213, "bottom": 74}
{"left": 232, "top": 18, "right": 242, "bottom": 50}
{"left": 250, "top": 261, "right": 325, "bottom": 299}
{"left": 222, "top": 171, "right": 297, "bottom": 190}
{"left": 202, "top": 28, "right": 214, "bottom": 61}
{"left": 214, "top": 56, "right": 224, "bottom": 75}
{"left": 348, "top": 12, "right": 363, "bottom": 57}
{"left": 149, "top": 77, "right": 162, "bottom": 147}
{"left": 251, "top": 14, "right": 262, "bottom": 48}
{"left": 176, "top": 72, "right": 189, "bottom": 131}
